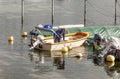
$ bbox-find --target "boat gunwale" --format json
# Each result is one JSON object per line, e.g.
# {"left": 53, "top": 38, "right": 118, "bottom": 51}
{"left": 44, "top": 32, "right": 89, "bottom": 45}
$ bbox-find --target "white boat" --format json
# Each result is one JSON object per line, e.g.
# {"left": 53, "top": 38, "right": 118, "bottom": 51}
{"left": 29, "top": 30, "right": 89, "bottom": 51}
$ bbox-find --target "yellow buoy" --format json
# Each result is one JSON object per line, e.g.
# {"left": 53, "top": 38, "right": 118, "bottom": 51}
{"left": 67, "top": 46, "right": 72, "bottom": 51}
{"left": 22, "top": 32, "right": 27, "bottom": 37}
{"left": 61, "top": 46, "right": 68, "bottom": 55}
{"left": 75, "top": 53, "right": 83, "bottom": 59}
{"left": 8, "top": 36, "right": 14, "bottom": 41}
{"left": 106, "top": 55, "right": 115, "bottom": 62}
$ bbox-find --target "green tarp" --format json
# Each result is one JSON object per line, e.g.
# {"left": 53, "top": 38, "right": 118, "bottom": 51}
{"left": 67, "top": 26, "right": 120, "bottom": 39}
{"left": 30, "top": 26, "right": 120, "bottom": 39}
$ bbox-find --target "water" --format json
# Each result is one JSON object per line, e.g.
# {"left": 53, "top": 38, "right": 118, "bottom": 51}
{"left": 0, "top": 0, "right": 120, "bottom": 79}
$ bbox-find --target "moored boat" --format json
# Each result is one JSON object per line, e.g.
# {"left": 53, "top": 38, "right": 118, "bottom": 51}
{"left": 34, "top": 32, "right": 89, "bottom": 51}
{"left": 29, "top": 24, "right": 89, "bottom": 51}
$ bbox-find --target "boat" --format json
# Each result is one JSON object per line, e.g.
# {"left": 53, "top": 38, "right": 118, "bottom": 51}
{"left": 89, "top": 33, "right": 120, "bottom": 62}
{"left": 96, "top": 36, "right": 120, "bottom": 60}
{"left": 29, "top": 25, "right": 89, "bottom": 51}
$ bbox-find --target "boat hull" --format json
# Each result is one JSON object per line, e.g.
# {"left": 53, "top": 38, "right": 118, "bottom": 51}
{"left": 33, "top": 32, "right": 89, "bottom": 51}
{"left": 35, "top": 39, "right": 86, "bottom": 51}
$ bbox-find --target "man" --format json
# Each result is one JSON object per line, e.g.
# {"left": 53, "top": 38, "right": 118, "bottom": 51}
{"left": 93, "top": 33, "right": 102, "bottom": 51}
{"left": 54, "top": 28, "right": 66, "bottom": 42}
{"left": 93, "top": 33, "right": 102, "bottom": 45}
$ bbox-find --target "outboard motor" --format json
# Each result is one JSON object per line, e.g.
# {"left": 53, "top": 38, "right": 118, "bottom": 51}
{"left": 30, "top": 35, "right": 44, "bottom": 50}
{"left": 98, "top": 36, "right": 120, "bottom": 58}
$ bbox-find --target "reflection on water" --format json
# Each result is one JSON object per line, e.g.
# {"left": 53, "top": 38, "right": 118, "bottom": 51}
{"left": 53, "top": 55, "right": 65, "bottom": 69}
{"left": 104, "top": 62, "right": 118, "bottom": 77}
{"left": 28, "top": 50, "right": 53, "bottom": 73}
{"left": 27, "top": 45, "right": 120, "bottom": 78}
{"left": 28, "top": 46, "right": 87, "bottom": 72}
{"left": 92, "top": 53, "right": 120, "bottom": 77}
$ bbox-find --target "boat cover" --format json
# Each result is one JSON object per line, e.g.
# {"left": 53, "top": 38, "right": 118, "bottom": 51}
{"left": 30, "top": 26, "right": 120, "bottom": 39}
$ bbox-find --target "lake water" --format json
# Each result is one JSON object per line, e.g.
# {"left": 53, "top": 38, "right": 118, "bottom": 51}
{"left": 0, "top": 0, "right": 120, "bottom": 79}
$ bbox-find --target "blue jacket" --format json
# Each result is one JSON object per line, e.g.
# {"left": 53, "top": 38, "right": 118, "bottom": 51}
{"left": 55, "top": 28, "right": 65, "bottom": 40}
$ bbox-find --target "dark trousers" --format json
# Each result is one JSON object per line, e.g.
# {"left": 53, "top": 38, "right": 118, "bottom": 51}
{"left": 54, "top": 36, "right": 61, "bottom": 42}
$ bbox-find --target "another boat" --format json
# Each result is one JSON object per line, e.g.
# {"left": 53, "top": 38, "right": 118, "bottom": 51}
{"left": 29, "top": 25, "right": 89, "bottom": 51}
